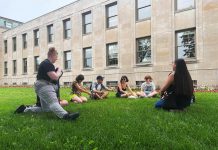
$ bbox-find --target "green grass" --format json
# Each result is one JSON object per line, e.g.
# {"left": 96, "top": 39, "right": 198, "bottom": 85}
{"left": 0, "top": 87, "right": 217, "bottom": 150}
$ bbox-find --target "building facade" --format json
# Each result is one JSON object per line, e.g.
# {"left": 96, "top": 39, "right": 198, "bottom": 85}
{"left": 0, "top": 0, "right": 218, "bottom": 88}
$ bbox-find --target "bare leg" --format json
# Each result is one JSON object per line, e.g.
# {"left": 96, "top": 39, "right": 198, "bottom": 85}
{"left": 101, "top": 91, "right": 109, "bottom": 99}
{"left": 71, "top": 96, "right": 83, "bottom": 103}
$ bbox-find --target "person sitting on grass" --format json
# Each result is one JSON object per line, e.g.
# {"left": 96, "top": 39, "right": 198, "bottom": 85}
{"left": 70, "top": 74, "right": 91, "bottom": 103}
{"left": 136, "top": 75, "right": 158, "bottom": 98}
{"left": 90, "top": 75, "right": 113, "bottom": 100}
{"left": 116, "top": 75, "right": 137, "bottom": 98}
{"left": 155, "top": 58, "right": 194, "bottom": 111}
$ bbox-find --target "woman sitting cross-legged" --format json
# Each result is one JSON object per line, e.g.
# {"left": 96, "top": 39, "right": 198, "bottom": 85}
{"left": 155, "top": 58, "right": 194, "bottom": 111}
{"left": 70, "top": 74, "right": 91, "bottom": 103}
{"left": 116, "top": 75, "right": 137, "bottom": 98}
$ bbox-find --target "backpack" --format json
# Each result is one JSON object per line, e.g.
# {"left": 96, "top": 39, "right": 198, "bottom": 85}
{"left": 90, "top": 82, "right": 103, "bottom": 92}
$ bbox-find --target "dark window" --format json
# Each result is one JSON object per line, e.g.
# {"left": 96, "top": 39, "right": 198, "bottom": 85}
{"left": 106, "top": 81, "right": 118, "bottom": 87}
{"left": 47, "top": 24, "right": 54, "bottom": 43}
{"left": 63, "top": 19, "right": 71, "bottom": 39}
{"left": 23, "top": 58, "right": 27, "bottom": 74}
{"left": 106, "top": 43, "right": 118, "bottom": 66}
{"left": 136, "top": 81, "right": 144, "bottom": 88}
{"left": 136, "top": 37, "right": 151, "bottom": 64}
{"left": 34, "top": 29, "right": 39, "bottom": 46}
{"left": 13, "top": 60, "right": 17, "bottom": 75}
{"left": 34, "top": 56, "right": 40, "bottom": 72}
{"left": 22, "top": 33, "right": 27, "bottom": 49}
{"left": 64, "top": 51, "right": 71, "bottom": 70}
{"left": 83, "top": 47, "right": 92, "bottom": 68}
{"left": 12, "top": 37, "right": 16, "bottom": 52}
{"left": 176, "top": 0, "right": 195, "bottom": 11}
{"left": 136, "top": 0, "right": 151, "bottom": 21}
{"left": 82, "top": 11, "right": 92, "bottom": 34}
{"left": 176, "top": 29, "right": 196, "bottom": 59}
{"left": 4, "top": 40, "right": 7, "bottom": 54}
{"left": 4, "top": 61, "right": 8, "bottom": 75}
{"left": 106, "top": 2, "right": 118, "bottom": 28}
{"left": 193, "top": 80, "right": 197, "bottom": 89}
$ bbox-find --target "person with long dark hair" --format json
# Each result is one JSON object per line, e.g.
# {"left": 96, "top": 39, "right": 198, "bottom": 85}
{"left": 155, "top": 58, "right": 194, "bottom": 110}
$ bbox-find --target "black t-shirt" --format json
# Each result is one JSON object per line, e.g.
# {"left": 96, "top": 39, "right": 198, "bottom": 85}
{"left": 36, "top": 59, "right": 55, "bottom": 82}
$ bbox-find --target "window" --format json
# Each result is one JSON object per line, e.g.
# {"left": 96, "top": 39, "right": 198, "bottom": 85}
{"left": 4, "top": 61, "right": 8, "bottom": 75}
{"left": 12, "top": 37, "right": 16, "bottom": 52}
{"left": 83, "top": 81, "right": 92, "bottom": 88}
{"left": 176, "top": 29, "right": 196, "bottom": 59}
{"left": 13, "top": 60, "right": 17, "bottom": 75}
{"left": 106, "top": 43, "right": 118, "bottom": 66}
{"left": 23, "top": 58, "right": 27, "bottom": 74}
{"left": 83, "top": 47, "right": 92, "bottom": 68}
{"left": 136, "top": 81, "right": 144, "bottom": 88}
{"left": 22, "top": 33, "right": 27, "bottom": 49}
{"left": 106, "top": 2, "right": 118, "bottom": 28}
{"left": 63, "top": 18, "right": 71, "bottom": 39}
{"left": 136, "top": 37, "right": 151, "bottom": 64}
{"left": 34, "top": 29, "right": 39, "bottom": 46}
{"left": 64, "top": 51, "right": 71, "bottom": 70}
{"left": 4, "top": 40, "right": 7, "bottom": 53}
{"left": 106, "top": 81, "right": 118, "bottom": 87}
{"left": 47, "top": 24, "right": 54, "bottom": 43}
{"left": 193, "top": 80, "right": 197, "bottom": 89}
{"left": 34, "top": 56, "right": 40, "bottom": 72}
{"left": 82, "top": 11, "right": 92, "bottom": 34}
{"left": 176, "top": 0, "right": 195, "bottom": 11}
{"left": 136, "top": 0, "right": 151, "bottom": 21}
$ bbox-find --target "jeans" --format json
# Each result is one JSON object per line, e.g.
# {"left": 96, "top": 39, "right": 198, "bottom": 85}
{"left": 155, "top": 99, "right": 165, "bottom": 108}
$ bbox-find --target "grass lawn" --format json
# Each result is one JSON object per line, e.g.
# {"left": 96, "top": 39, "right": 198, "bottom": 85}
{"left": 0, "top": 87, "right": 217, "bottom": 150}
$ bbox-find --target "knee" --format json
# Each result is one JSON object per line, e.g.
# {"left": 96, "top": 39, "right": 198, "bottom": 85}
{"left": 60, "top": 100, "right": 69, "bottom": 107}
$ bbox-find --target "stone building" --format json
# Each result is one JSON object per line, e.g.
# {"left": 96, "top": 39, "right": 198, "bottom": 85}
{"left": 0, "top": 0, "right": 218, "bottom": 88}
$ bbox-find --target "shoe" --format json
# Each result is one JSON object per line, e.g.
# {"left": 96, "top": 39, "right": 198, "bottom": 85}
{"left": 14, "top": 105, "right": 26, "bottom": 114}
{"left": 63, "top": 112, "right": 79, "bottom": 121}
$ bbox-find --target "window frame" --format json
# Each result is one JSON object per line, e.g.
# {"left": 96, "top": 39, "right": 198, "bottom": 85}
{"left": 175, "top": 28, "right": 196, "bottom": 61}
{"left": 4, "top": 40, "right": 7, "bottom": 54}
{"left": 4, "top": 61, "right": 8, "bottom": 76}
{"left": 34, "top": 29, "right": 39, "bottom": 47}
{"left": 136, "top": 0, "right": 151, "bottom": 21}
{"left": 34, "top": 56, "right": 40, "bottom": 73}
{"left": 22, "top": 33, "right": 27, "bottom": 49}
{"left": 12, "top": 37, "right": 16, "bottom": 52}
{"left": 13, "top": 60, "right": 17, "bottom": 75}
{"left": 106, "top": 42, "right": 118, "bottom": 66}
{"left": 136, "top": 36, "right": 152, "bottom": 64}
{"left": 23, "top": 58, "right": 28, "bottom": 74}
{"left": 63, "top": 18, "right": 71, "bottom": 39}
{"left": 106, "top": 2, "right": 118, "bottom": 29}
{"left": 82, "top": 11, "right": 92, "bottom": 34}
{"left": 47, "top": 24, "right": 54, "bottom": 43}
{"left": 63, "top": 50, "right": 72, "bottom": 70}
{"left": 83, "top": 47, "right": 93, "bottom": 68}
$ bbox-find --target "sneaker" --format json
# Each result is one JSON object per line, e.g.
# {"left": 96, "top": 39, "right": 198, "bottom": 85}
{"left": 14, "top": 105, "right": 26, "bottom": 114}
{"left": 63, "top": 112, "right": 79, "bottom": 121}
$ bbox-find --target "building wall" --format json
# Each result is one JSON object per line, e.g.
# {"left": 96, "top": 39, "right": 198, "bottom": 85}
{"left": 0, "top": 0, "right": 218, "bottom": 88}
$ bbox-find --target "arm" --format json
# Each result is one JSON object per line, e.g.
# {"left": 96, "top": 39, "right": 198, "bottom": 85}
{"left": 75, "top": 83, "right": 91, "bottom": 95}
{"left": 117, "top": 83, "right": 127, "bottom": 94}
{"left": 127, "top": 84, "right": 134, "bottom": 95}
{"left": 47, "top": 68, "right": 62, "bottom": 81}
{"left": 159, "top": 73, "right": 174, "bottom": 95}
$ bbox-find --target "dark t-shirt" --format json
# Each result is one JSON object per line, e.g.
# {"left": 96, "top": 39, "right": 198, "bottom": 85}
{"left": 36, "top": 59, "right": 55, "bottom": 82}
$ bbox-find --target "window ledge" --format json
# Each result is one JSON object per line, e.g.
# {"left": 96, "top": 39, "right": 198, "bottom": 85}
{"left": 184, "top": 59, "right": 198, "bottom": 64}
{"left": 64, "top": 69, "right": 72, "bottom": 72}
{"left": 82, "top": 68, "right": 94, "bottom": 71}
{"left": 175, "top": 7, "right": 195, "bottom": 13}
{"left": 106, "top": 26, "right": 117, "bottom": 30}
{"left": 136, "top": 17, "right": 151, "bottom": 23}
{"left": 134, "top": 63, "right": 153, "bottom": 67}
{"left": 83, "top": 32, "right": 92, "bottom": 36}
{"left": 104, "top": 66, "right": 120, "bottom": 70}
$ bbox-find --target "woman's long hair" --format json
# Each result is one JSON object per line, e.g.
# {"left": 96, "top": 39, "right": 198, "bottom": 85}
{"left": 174, "top": 59, "right": 193, "bottom": 96}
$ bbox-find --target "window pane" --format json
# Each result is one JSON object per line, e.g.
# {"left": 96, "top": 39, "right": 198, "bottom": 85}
{"left": 138, "top": 7, "right": 151, "bottom": 20}
{"left": 176, "top": 30, "right": 195, "bottom": 59}
{"left": 137, "top": 0, "right": 151, "bottom": 8}
{"left": 108, "top": 16, "right": 118, "bottom": 27}
{"left": 107, "top": 44, "right": 118, "bottom": 66}
{"left": 85, "top": 24, "right": 92, "bottom": 33}
{"left": 84, "top": 48, "right": 92, "bottom": 68}
{"left": 108, "top": 4, "right": 117, "bottom": 17}
{"left": 177, "top": 0, "right": 194, "bottom": 10}
{"left": 85, "top": 13, "right": 92, "bottom": 24}
{"left": 136, "top": 38, "right": 151, "bottom": 63}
